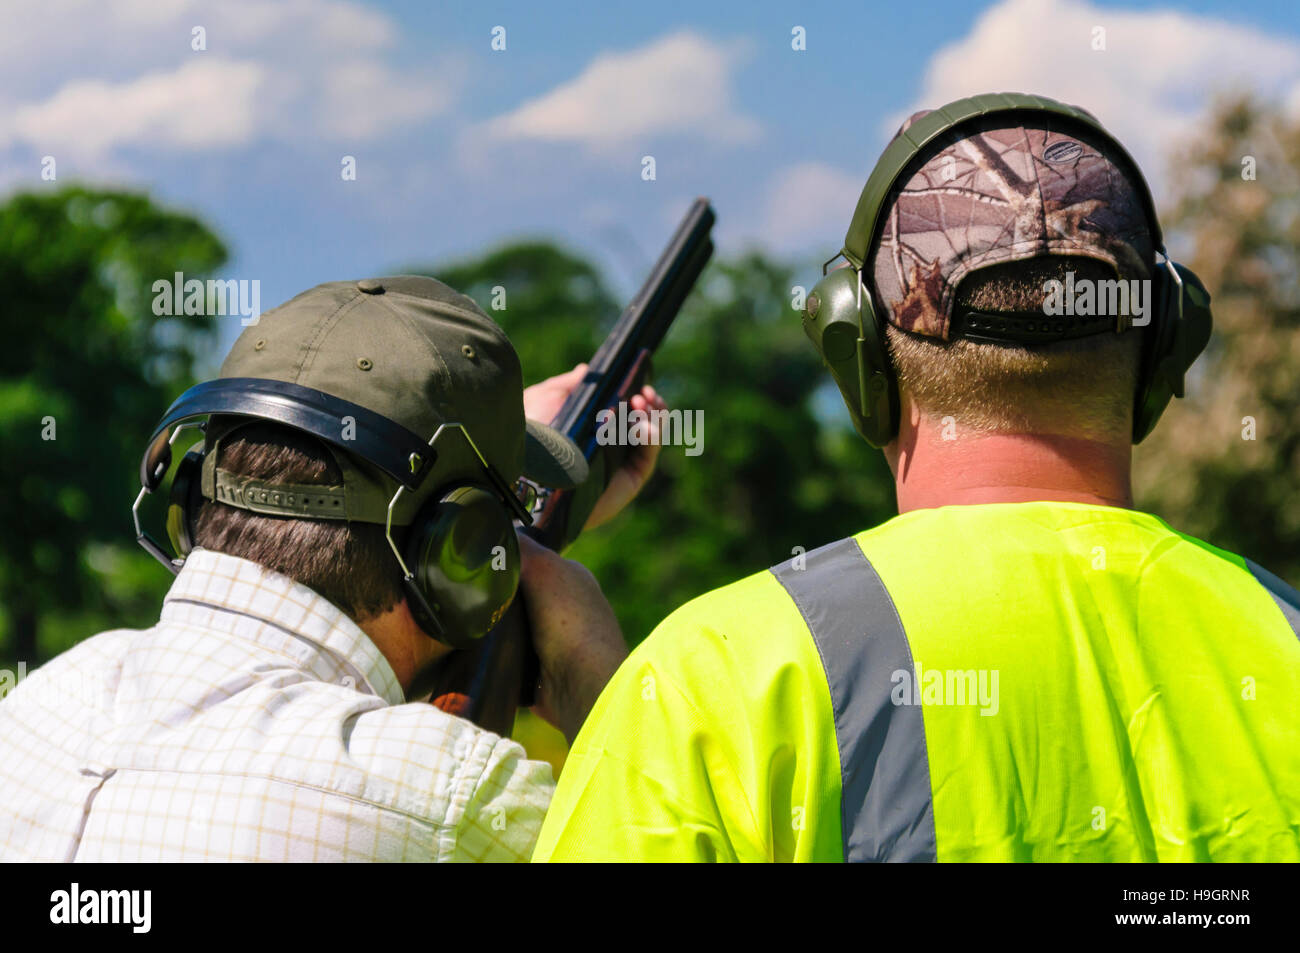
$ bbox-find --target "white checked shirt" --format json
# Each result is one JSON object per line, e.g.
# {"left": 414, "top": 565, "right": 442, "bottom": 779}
{"left": 0, "top": 548, "right": 555, "bottom": 862}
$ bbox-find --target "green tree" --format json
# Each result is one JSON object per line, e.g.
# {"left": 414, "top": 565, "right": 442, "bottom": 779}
{"left": 0, "top": 187, "right": 227, "bottom": 667}
{"left": 1134, "top": 96, "right": 1300, "bottom": 583}
{"left": 424, "top": 241, "right": 616, "bottom": 374}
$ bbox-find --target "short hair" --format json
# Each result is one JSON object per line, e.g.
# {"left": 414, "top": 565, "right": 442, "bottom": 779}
{"left": 194, "top": 422, "right": 404, "bottom": 622}
{"left": 884, "top": 256, "right": 1143, "bottom": 441}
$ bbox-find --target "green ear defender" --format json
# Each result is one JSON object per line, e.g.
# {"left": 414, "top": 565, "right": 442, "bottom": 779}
{"left": 803, "top": 265, "right": 898, "bottom": 448}
{"left": 1132, "top": 260, "right": 1213, "bottom": 442}
{"left": 165, "top": 448, "right": 206, "bottom": 557}
{"left": 136, "top": 378, "right": 534, "bottom": 650}
{"left": 402, "top": 485, "right": 521, "bottom": 645}
{"left": 804, "top": 92, "right": 1213, "bottom": 448}
{"left": 164, "top": 454, "right": 521, "bottom": 649}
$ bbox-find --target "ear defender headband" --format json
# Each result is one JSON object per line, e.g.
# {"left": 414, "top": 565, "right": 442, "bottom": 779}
{"left": 803, "top": 92, "right": 1213, "bottom": 447}
{"left": 133, "top": 377, "right": 533, "bottom": 649}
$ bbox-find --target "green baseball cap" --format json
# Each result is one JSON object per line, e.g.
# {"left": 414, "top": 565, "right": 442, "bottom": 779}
{"left": 213, "top": 275, "right": 587, "bottom": 525}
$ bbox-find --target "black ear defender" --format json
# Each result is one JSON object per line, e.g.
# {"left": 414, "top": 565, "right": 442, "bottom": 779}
{"left": 804, "top": 92, "right": 1213, "bottom": 448}
{"left": 134, "top": 377, "right": 532, "bottom": 649}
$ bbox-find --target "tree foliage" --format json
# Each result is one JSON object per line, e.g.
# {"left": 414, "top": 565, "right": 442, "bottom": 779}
{"left": 0, "top": 188, "right": 227, "bottom": 665}
{"left": 1133, "top": 95, "right": 1300, "bottom": 584}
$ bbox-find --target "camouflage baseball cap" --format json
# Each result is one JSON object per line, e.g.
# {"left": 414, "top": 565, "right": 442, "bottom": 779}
{"left": 215, "top": 275, "right": 587, "bottom": 525}
{"left": 869, "top": 108, "right": 1155, "bottom": 340}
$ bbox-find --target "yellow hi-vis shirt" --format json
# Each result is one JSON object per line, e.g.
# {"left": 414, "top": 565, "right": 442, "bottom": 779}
{"left": 533, "top": 502, "right": 1300, "bottom": 862}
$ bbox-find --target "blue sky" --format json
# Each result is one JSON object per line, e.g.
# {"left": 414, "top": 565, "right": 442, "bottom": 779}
{"left": 3, "top": 0, "right": 1299, "bottom": 363}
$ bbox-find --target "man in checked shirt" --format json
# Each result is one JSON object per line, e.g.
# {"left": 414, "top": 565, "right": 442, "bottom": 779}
{"left": 0, "top": 276, "right": 657, "bottom": 862}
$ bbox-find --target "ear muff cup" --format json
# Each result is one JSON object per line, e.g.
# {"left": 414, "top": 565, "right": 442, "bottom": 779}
{"left": 166, "top": 448, "right": 206, "bottom": 558}
{"left": 1132, "top": 262, "right": 1213, "bottom": 443}
{"left": 402, "top": 485, "right": 520, "bottom": 647}
{"left": 804, "top": 267, "right": 899, "bottom": 448}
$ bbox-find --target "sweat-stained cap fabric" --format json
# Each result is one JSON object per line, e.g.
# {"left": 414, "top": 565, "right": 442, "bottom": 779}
{"left": 869, "top": 109, "right": 1156, "bottom": 340}
{"left": 213, "top": 275, "right": 587, "bottom": 526}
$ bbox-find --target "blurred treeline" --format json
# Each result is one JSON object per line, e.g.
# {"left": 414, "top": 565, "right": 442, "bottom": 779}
{"left": 1131, "top": 96, "right": 1300, "bottom": 567}
{"left": 1, "top": 95, "right": 1296, "bottom": 769}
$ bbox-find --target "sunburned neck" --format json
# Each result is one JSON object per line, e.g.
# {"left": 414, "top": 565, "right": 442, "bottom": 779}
{"left": 358, "top": 600, "right": 450, "bottom": 696}
{"left": 889, "top": 425, "right": 1134, "bottom": 515}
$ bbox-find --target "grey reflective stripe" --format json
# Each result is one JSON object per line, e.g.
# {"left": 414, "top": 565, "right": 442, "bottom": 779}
{"left": 771, "top": 538, "right": 937, "bottom": 862}
{"left": 1245, "top": 559, "right": 1300, "bottom": 641}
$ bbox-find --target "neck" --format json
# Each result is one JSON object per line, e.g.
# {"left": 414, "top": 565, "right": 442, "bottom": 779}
{"left": 887, "top": 413, "right": 1133, "bottom": 515}
{"left": 358, "top": 600, "right": 448, "bottom": 695}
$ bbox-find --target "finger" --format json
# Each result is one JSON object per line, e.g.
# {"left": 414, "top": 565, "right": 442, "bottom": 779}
{"left": 534, "top": 364, "right": 587, "bottom": 392}
{"left": 628, "top": 387, "right": 665, "bottom": 413}
{"left": 643, "top": 401, "right": 663, "bottom": 446}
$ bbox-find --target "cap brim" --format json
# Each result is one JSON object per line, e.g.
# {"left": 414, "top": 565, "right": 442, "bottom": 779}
{"left": 523, "top": 420, "right": 588, "bottom": 489}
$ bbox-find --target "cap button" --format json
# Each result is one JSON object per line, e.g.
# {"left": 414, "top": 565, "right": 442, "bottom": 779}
{"left": 357, "top": 279, "right": 385, "bottom": 295}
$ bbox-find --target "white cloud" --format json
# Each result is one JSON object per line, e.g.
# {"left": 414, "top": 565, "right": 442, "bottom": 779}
{"left": 483, "top": 31, "right": 759, "bottom": 152}
{"left": 8, "top": 59, "right": 266, "bottom": 158}
{"left": 899, "top": 0, "right": 1300, "bottom": 197}
{"left": 0, "top": 0, "right": 456, "bottom": 162}
{"left": 757, "top": 162, "right": 866, "bottom": 252}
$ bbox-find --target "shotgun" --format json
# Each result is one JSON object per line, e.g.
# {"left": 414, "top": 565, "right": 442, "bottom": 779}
{"left": 410, "top": 198, "right": 716, "bottom": 736}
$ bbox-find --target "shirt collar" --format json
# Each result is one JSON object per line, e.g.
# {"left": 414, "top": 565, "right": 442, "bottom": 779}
{"left": 160, "top": 548, "right": 405, "bottom": 706}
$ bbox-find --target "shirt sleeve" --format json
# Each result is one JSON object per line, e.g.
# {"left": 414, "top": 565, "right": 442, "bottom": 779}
{"left": 532, "top": 569, "right": 843, "bottom": 862}
{"left": 450, "top": 734, "right": 556, "bottom": 862}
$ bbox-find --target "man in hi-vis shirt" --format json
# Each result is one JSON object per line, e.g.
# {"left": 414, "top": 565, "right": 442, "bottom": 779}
{"left": 533, "top": 95, "right": 1300, "bottom": 862}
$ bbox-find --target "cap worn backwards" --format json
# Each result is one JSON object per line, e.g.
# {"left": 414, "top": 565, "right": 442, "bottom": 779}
{"left": 869, "top": 108, "right": 1155, "bottom": 341}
